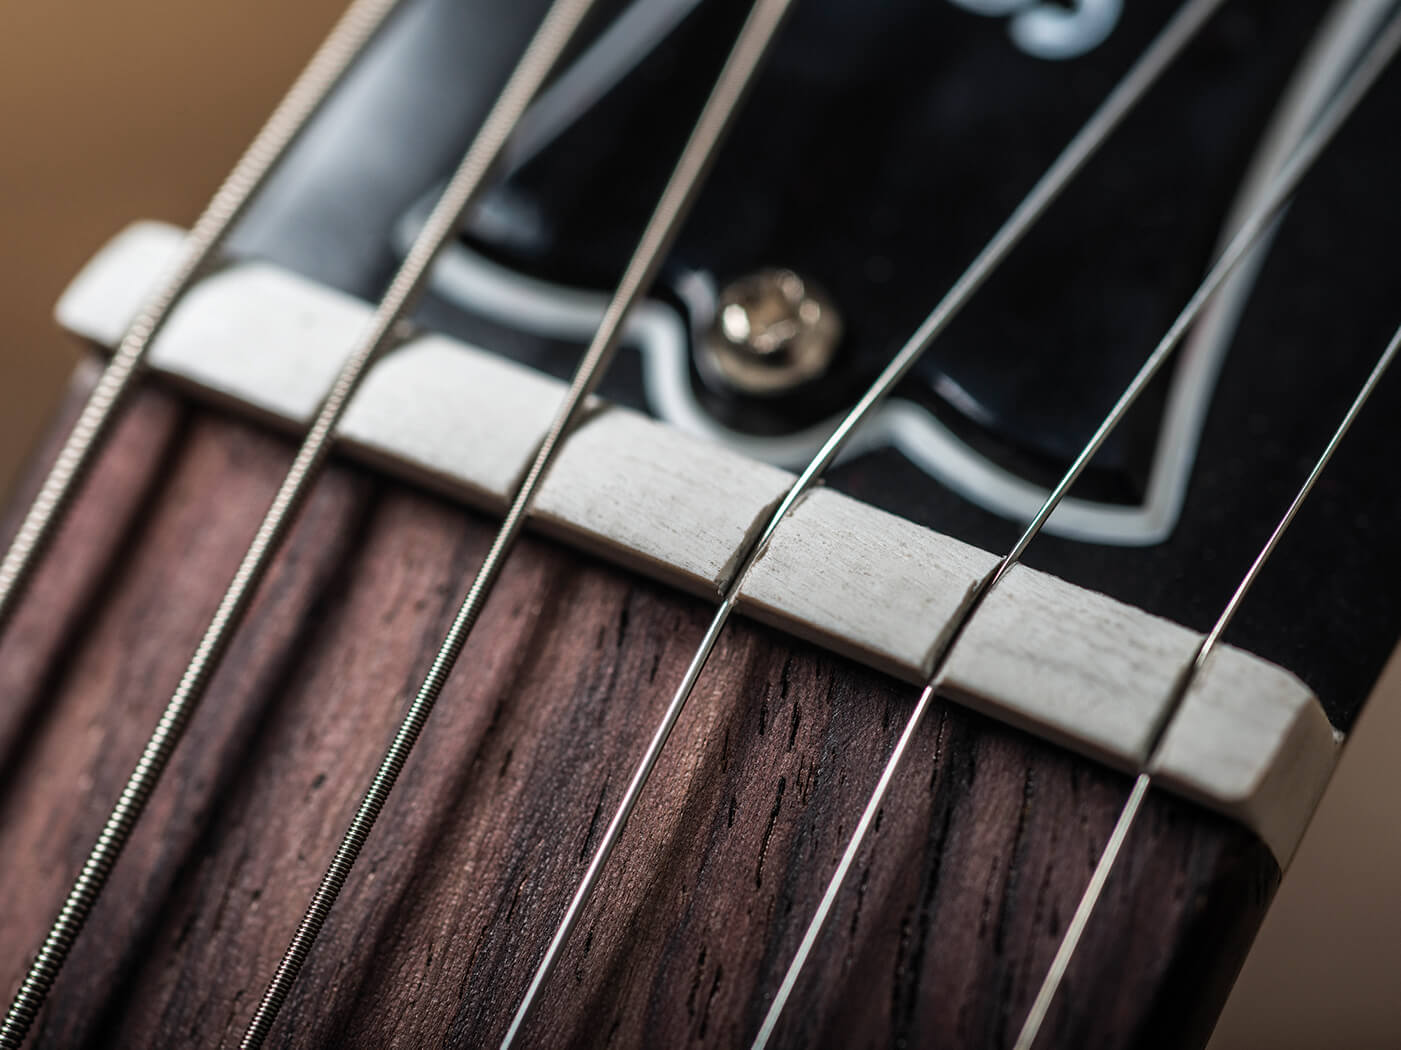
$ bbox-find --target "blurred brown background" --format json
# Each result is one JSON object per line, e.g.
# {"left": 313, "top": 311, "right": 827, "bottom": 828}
{"left": 0, "top": 3, "right": 1397, "bottom": 1046}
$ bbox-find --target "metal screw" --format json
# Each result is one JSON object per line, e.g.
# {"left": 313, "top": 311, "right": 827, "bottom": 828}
{"left": 700, "top": 268, "right": 842, "bottom": 396}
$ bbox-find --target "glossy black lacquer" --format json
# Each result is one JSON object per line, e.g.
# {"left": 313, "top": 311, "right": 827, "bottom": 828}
{"left": 227, "top": 0, "right": 1401, "bottom": 730}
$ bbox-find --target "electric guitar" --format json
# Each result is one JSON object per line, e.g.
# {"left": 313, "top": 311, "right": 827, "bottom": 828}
{"left": 2, "top": 0, "right": 1399, "bottom": 1047}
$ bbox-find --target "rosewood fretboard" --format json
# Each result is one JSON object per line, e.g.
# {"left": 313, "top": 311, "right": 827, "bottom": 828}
{"left": 0, "top": 367, "right": 1275, "bottom": 1048}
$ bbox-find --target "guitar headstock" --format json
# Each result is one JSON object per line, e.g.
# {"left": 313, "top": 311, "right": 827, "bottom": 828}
{"left": 5, "top": 1, "right": 1401, "bottom": 1046}
{"left": 228, "top": 0, "right": 1401, "bottom": 733}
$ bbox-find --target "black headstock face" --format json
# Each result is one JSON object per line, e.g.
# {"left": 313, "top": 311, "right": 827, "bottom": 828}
{"left": 227, "top": 0, "right": 1401, "bottom": 730}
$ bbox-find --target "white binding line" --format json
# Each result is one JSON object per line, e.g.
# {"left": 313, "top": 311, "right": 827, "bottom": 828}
{"left": 406, "top": 0, "right": 1382, "bottom": 546}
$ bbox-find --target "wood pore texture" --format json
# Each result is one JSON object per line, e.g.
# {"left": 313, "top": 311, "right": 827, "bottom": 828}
{"left": 0, "top": 372, "right": 1279, "bottom": 1049}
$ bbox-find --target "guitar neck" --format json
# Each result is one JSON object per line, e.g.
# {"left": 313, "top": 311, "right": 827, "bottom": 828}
{"left": 4, "top": 0, "right": 1401, "bottom": 1045}
{"left": 1, "top": 367, "right": 1274, "bottom": 1049}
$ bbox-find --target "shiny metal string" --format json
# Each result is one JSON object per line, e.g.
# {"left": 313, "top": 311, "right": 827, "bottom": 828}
{"left": 0, "top": 0, "right": 402, "bottom": 642}
{"left": 0, "top": 2, "right": 405, "bottom": 1044}
{"left": 754, "top": 9, "right": 1401, "bottom": 1047}
{"left": 1012, "top": 319, "right": 1401, "bottom": 1050}
{"left": 245, "top": 2, "right": 798, "bottom": 1047}
{"left": 501, "top": 0, "right": 1227, "bottom": 1042}
{"left": 0, "top": 0, "right": 596, "bottom": 1045}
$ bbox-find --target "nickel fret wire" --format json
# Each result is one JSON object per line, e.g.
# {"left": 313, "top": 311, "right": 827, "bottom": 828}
{"left": 755, "top": 9, "right": 1401, "bottom": 1048}
{"left": 504, "top": 0, "right": 1228, "bottom": 1041}
{"left": 0, "top": 0, "right": 402, "bottom": 640}
{"left": 1013, "top": 320, "right": 1401, "bottom": 1050}
{"left": 0, "top": 0, "right": 599, "bottom": 1044}
{"left": 244, "top": 1, "right": 798, "bottom": 1046}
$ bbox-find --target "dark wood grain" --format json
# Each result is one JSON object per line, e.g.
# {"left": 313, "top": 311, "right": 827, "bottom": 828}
{"left": 0, "top": 368, "right": 1278, "bottom": 1049}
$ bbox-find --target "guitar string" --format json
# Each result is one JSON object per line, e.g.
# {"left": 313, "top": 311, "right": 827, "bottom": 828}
{"left": 753, "top": 8, "right": 1401, "bottom": 1046}
{"left": 239, "top": 1, "right": 798, "bottom": 1046}
{"left": 1, "top": 5, "right": 1377, "bottom": 1048}
{"left": 0, "top": 0, "right": 601, "bottom": 1044}
{"left": 0, "top": 0, "right": 402, "bottom": 641}
{"left": 1013, "top": 318, "right": 1401, "bottom": 1050}
{"left": 497, "top": 0, "right": 1231, "bottom": 1042}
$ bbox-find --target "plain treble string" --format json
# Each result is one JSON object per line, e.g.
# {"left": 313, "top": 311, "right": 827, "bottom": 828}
{"left": 0, "top": 0, "right": 402, "bottom": 641}
{"left": 756, "top": 7, "right": 1401, "bottom": 1048}
{"left": 1013, "top": 318, "right": 1401, "bottom": 1050}
{"left": 500, "top": 0, "right": 1228, "bottom": 1042}
{"left": 0, "top": 0, "right": 598, "bottom": 1046}
{"left": 244, "top": 0, "right": 800, "bottom": 1047}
